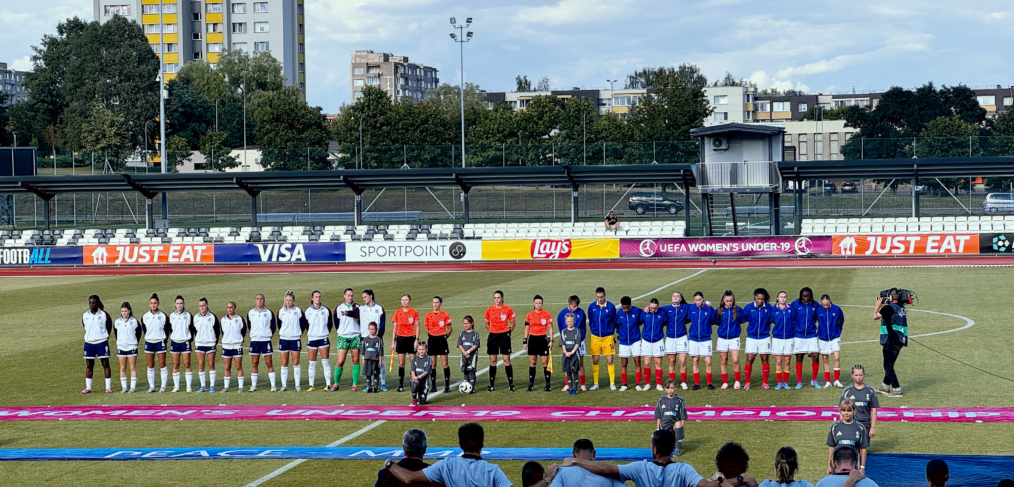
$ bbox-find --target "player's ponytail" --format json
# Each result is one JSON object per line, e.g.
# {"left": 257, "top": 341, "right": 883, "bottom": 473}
{"left": 774, "top": 446, "right": 798, "bottom": 483}
{"left": 121, "top": 302, "right": 133, "bottom": 318}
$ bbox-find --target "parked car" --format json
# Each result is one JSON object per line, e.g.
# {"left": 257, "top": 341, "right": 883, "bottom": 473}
{"left": 628, "top": 193, "right": 684, "bottom": 215}
{"left": 983, "top": 193, "right": 1014, "bottom": 214}
{"left": 822, "top": 183, "right": 836, "bottom": 194}
{"left": 840, "top": 181, "right": 857, "bottom": 193}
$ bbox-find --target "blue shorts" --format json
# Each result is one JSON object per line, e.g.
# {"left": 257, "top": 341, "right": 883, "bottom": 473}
{"left": 307, "top": 338, "right": 330, "bottom": 349}
{"left": 222, "top": 348, "right": 243, "bottom": 358}
{"left": 249, "top": 341, "right": 273, "bottom": 356}
{"left": 117, "top": 349, "right": 138, "bottom": 357}
{"left": 83, "top": 342, "right": 110, "bottom": 359}
{"left": 196, "top": 345, "right": 217, "bottom": 354}
{"left": 170, "top": 341, "right": 192, "bottom": 354}
{"left": 278, "top": 339, "right": 302, "bottom": 352}
{"left": 144, "top": 341, "right": 167, "bottom": 353}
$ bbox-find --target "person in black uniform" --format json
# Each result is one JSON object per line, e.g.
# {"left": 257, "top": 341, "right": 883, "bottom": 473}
{"left": 873, "top": 289, "right": 907, "bottom": 397}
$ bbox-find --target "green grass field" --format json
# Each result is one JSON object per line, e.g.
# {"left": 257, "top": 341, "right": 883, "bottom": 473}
{"left": 1, "top": 266, "right": 1013, "bottom": 486}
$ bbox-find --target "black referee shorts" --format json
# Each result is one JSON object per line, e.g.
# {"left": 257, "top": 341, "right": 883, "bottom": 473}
{"left": 395, "top": 336, "right": 416, "bottom": 355}
{"left": 527, "top": 335, "right": 549, "bottom": 356}
{"left": 427, "top": 335, "right": 450, "bottom": 356}
{"left": 487, "top": 332, "right": 512, "bottom": 356}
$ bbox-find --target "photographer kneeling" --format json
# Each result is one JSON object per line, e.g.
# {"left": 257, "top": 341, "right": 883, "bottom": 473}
{"left": 872, "top": 289, "right": 910, "bottom": 398}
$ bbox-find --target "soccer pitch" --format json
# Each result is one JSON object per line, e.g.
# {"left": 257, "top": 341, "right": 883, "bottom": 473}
{"left": 1, "top": 266, "right": 1013, "bottom": 486}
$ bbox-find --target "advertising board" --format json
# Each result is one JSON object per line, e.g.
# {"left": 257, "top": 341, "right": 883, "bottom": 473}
{"left": 481, "top": 239, "right": 618, "bottom": 260}
{"left": 621, "top": 236, "right": 831, "bottom": 258}
{"left": 345, "top": 241, "right": 480, "bottom": 262}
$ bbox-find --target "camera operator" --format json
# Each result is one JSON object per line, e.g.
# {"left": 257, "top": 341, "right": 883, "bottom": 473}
{"left": 872, "top": 289, "right": 907, "bottom": 398}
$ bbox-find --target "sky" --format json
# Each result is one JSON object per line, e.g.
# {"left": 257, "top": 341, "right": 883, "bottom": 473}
{"left": 3, "top": 0, "right": 1013, "bottom": 113}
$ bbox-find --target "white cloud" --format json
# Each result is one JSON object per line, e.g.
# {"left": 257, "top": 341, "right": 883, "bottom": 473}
{"left": 513, "top": 0, "right": 636, "bottom": 26}
{"left": 11, "top": 55, "right": 32, "bottom": 71}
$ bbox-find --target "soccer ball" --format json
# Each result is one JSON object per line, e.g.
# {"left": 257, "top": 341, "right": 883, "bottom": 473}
{"left": 458, "top": 381, "right": 473, "bottom": 394}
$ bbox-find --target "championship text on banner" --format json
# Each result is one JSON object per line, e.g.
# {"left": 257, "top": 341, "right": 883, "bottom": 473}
{"left": 3, "top": 405, "right": 1011, "bottom": 423}
{"left": 832, "top": 234, "right": 979, "bottom": 256}
{"left": 0, "top": 247, "right": 83, "bottom": 266}
{"left": 214, "top": 243, "right": 346, "bottom": 263}
{"left": 621, "top": 236, "right": 832, "bottom": 258}
{"left": 82, "top": 244, "right": 214, "bottom": 265}
{"left": 481, "top": 239, "right": 618, "bottom": 260}
{"left": 346, "top": 240, "right": 480, "bottom": 262}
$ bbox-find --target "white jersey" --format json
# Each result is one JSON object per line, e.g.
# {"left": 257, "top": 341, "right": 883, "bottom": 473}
{"left": 277, "top": 305, "right": 304, "bottom": 340}
{"left": 220, "top": 314, "right": 246, "bottom": 349}
{"left": 114, "top": 316, "right": 140, "bottom": 350}
{"left": 142, "top": 310, "right": 169, "bottom": 343}
{"left": 247, "top": 307, "right": 275, "bottom": 342}
{"left": 334, "top": 302, "right": 360, "bottom": 338}
{"left": 304, "top": 304, "right": 332, "bottom": 340}
{"left": 82, "top": 309, "right": 111, "bottom": 344}
{"left": 359, "top": 302, "right": 385, "bottom": 338}
{"left": 193, "top": 311, "right": 219, "bottom": 347}
{"left": 169, "top": 310, "right": 193, "bottom": 343}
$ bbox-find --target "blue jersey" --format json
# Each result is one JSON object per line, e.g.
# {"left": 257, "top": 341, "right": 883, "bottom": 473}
{"left": 640, "top": 308, "right": 667, "bottom": 343}
{"left": 816, "top": 304, "right": 845, "bottom": 341}
{"left": 614, "top": 306, "right": 643, "bottom": 346}
{"left": 790, "top": 299, "right": 819, "bottom": 339}
{"left": 556, "top": 307, "right": 587, "bottom": 341}
{"left": 743, "top": 302, "right": 774, "bottom": 339}
{"left": 588, "top": 301, "right": 617, "bottom": 337}
{"left": 687, "top": 304, "right": 717, "bottom": 342}
{"left": 662, "top": 303, "right": 690, "bottom": 338}
{"left": 716, "top": 305, "right": 747, "bottom": 340}
{"left": 770, "top": 304, "right": 795, "bottom": 339}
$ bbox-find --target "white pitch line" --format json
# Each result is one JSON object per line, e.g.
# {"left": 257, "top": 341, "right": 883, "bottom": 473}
{"left": 839, "top": 305, "right": 975, "bottom": 345}
{"left": 633, "top": 269, "right": 709, "bottom": 301}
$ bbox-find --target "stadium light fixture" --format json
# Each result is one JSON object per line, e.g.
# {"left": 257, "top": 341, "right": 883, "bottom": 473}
{"left": 450, "top": 16, "right": 473, "bottom": 169}
{"left": 450, "top": 17, "right": 456, "bottom": 24}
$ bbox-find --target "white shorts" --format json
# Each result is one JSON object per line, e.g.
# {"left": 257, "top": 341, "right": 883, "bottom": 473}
{"left": 745, "top": 337, "right": 772, "bottom": 355}
{"left": 689, "top": 340, "right": 712, "bottom": 357}
{"left": 793, "top": 337, "right": 819, "bottom": 354}
{"left": 818, "top": 338, "right": 841, "bottom": 355}
{"left": 618, "top": 342, "right": 641, "bottom": 358}
{"left": 716, "top": 337, "right": 740, "bottom": 353}
{"left": 639, "top": 339, "right": 665, "bottom": 358}
{"left": 771, "top": 338, "right": 794, "bottom": 356}
{"left": 665, "top": 336, "right": 689, "bottom": 355}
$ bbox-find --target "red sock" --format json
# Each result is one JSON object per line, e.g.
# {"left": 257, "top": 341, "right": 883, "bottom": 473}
{"left": 734, "top": 370, "right": 741, "bottom": 382}
{"left": 824, "top": 370, "right": 832, "bottom": 383}
{"left": 774, "top": 370, "right": 781, "bottom": 383}
{"left": 656, "top": 369, "right": 663, "bottom": 385}
{"left": 669, "top": 372, "right": 677, "bottom": 381}
{"left": 721, "top": 373, "right": 728, "bottom": 384}
{"left": 834, "top": 368, "right": 841, "bottom": 382}
{"left": 579, "top": 375, "right": 586, "bottom": 386}
{"left": 706, "top": 372, "right": 713, "bottom": 385}
{"left": 744, "top": 365, "right": 752, "bottom": 383}
{"left": 795, "top": 363, "right": 803, "bottom": 383}
{"left": 622, "top": 371, "right": 628, "bottom": 386}
{"left": 633, "top": 371, "right": 640, "bottom": 385}
{"left": 693, "top": 372, "right": 700, "bottom": 386}
{"left": 680, "top": 371, "right": 687, "bottom": 384}
{"left": 643, "top": 367, "right": 650, "bottom": 383}
{"left": 762, "top": 364, "right": 770, "bottom": 384}
{"left": 812, "top": 362, "right": 820, "bottom": 381}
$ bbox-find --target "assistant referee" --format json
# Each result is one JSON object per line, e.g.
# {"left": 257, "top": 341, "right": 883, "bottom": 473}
{"left": 484, "top": 290, "right": 517, "bottom": 392}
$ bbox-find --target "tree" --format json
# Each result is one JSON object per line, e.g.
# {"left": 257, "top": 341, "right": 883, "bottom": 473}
{"left": 215, "top": 50, "right": 285, "bottom": 95}
{"left": 165, "top": 79, "right": 214, "bottom": 149}
{"left": 253, "top": 89, "right": 330, "bottom": 171}
{"left": 985, "top": 109, "right": 1014, "bottom": 189}
{"left": 757, "top": 87, "right": 805, "bottom": 96}
{"left": 0, "top": 90, "right": 12, "bottom": 146}
{"left": 198, "top": 131, "right": 240, "bottom": 171}
{"left": 536, "top": 76, "right": 551, "bottom": 92}
{"left": 166, "top": 135, "right": 192, "bottom": 172}
{"left": 625, "top": 64, "right": 712, "bottom": 142}
{"left": 712, "top": 72, "right": 741, "bottom": 87}
{"left": 515, "top": 75, "right": 531, "bottom": 92}
{"left": 79, "top": 103, "right": 129, "bottom": 170}
{"left": 422, "top": 82, "right": 488, "bottom": 127}
{"left": 801, "top": 105, "right": 848, "bottom": 121}
{"left": 918, "top": 115, "right": 980, "bottom": 192}
{"left": 176, "top": 60, "right": 230, "bottom": 104}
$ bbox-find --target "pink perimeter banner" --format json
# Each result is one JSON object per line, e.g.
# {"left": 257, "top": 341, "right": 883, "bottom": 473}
{"left": 1, "top": 406, "right": 1011, "bottom": 423}
{"left": 621, "top": 237, "right": 834, "bottom": 258}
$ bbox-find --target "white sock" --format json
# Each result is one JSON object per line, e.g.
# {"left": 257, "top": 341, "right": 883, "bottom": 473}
{"left": 86, "top": 378, "right": 93, "bottom": 390}
{"left": 160, "top": 367, "right": 169, "bottom": 387}
{"left": 147, "top": 368, "right": 155, "bottom": 388}
{"left": 173, "top": 372, "right": 180, "bottom": 387}
{"left": 294, "top": 365, "right": 301, "bottom": 387}
{"left": 322, "top": 359, "right": 331, "bottom": 387}
{"left": 199, "top": 370, "right": 206, "bottom": 387}
{"left": 224, "top": 376, "right": 231, "bottom": 389}
{"left": 238, "top": 375, "right": 245, "bottom": 389}
{"left": 251, "top": 373, "right": 258, "bottom": 388}
{"left": 268, "top": 371, "right": 276, "bottom": 388}
{"left": 185, "top": 371, "right": 193, "bottom": 389}
{"left": 209, "top": 370, "right": 216, "bottom": 387}
{"left": 130, "top": 377, "right": 137, "bottom": 390}
{"left": 308, "top": 361, "right": 317, "bottom": 388}
{"left": 281, "top": 366, "right": 289, "bottom": 388}
{"left": 380, "top": 366, "right": 387, "bottom": 386}
{"left": 120, "top": 377, "right": 128, "bottom": 390}
{"left": 104, "top": 377, "right": 111, "bottom": 390}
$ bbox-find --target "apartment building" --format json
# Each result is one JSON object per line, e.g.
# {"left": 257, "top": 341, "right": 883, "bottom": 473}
{"left": 483, "top": 88, "right": 652, "bottom": 116}
{"left": 350, "top": 50, "right": 438, "bottom": 102}
{"left": 0, "top": 62, "right": 29, "bottom": 105}
{"left": 94, "top": 0, "right": 305, "bottom": 91}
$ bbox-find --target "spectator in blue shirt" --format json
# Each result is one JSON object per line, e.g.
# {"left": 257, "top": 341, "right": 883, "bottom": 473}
{"left": 388, "top": 422, "right": 514, "bottom": 487}
{"left": 557, "top": 295, "right": 587, "bottom": 392}
{"left": 563, "top": 430, "right": 729, "bottom": 487}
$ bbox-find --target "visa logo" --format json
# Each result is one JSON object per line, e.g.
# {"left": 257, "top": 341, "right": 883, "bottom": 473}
{"left": 256, "top": 244, "right": 307, "bottom": 262}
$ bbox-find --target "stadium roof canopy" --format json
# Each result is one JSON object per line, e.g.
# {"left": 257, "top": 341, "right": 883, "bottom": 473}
{"left": 777, "top": 156, "right": 1014, "bottom": 180}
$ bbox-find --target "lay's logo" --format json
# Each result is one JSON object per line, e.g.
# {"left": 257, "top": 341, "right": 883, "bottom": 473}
{"left": 530, "top": 239, "right": 572, "bottom": 259}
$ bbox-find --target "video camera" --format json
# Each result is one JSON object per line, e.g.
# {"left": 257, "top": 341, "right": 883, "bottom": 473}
{"left": 879, "top": 288, "right": 917, "bottom": 306}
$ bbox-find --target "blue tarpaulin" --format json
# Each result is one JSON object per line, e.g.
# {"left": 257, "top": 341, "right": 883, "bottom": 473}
{"left": 865, "top": 453, "right": 1014, "bottom": 487}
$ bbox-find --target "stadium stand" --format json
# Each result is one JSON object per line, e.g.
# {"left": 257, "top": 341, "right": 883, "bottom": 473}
{"left": 0, "top": 220, "right": 687, "bottom": 246}
{"left": 800, "top": 215, "right": 1014, "bottom": 236}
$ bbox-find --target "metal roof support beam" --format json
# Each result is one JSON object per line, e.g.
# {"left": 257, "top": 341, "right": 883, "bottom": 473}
{"left": 19, "top": 182, "right": 53, "bottom": 231}
{"left": 453, "top": 174, "right": 470, "bottom": 224}
{"left": 234, "top": 178, "right": 262, "bottom": 229}
{"left": 563, "top": 166, "right": 580, "bottom": 224}
{"left": 341, "top": 175, "right": 365, "bottom": 226}
{"left": 681, "top": 174, "right": 691, "bottom": 231}
{"left": 121, "top": 175, "right": 156, "bottom": 199}
{"left": 912, "top": 164, "right": 920, "bottom": 219}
